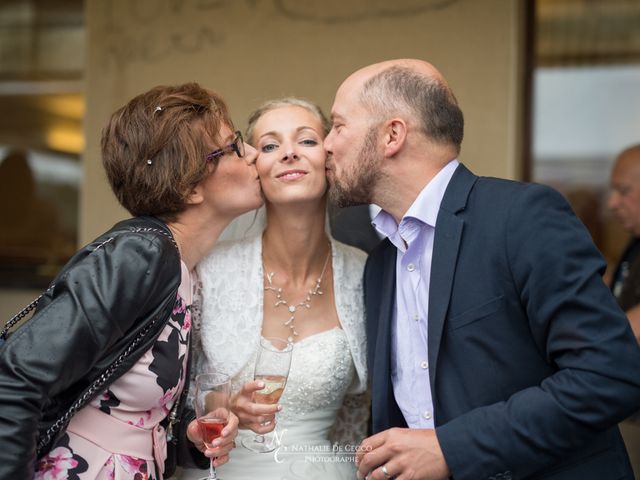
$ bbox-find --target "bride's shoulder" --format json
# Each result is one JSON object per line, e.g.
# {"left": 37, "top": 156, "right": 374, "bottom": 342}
{"left": 199, "top": 234, "right": 261, "bottom": 270}
{"left": 331, "top": 239, "right": 367, "bottom": 272}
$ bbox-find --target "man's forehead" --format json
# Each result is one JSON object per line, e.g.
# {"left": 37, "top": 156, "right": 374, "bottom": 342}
{"left": 332, "top": 76, "right": 365, "bottom": 111}
{"left": 613, "top": 158, "right": 640, "bottom": 185}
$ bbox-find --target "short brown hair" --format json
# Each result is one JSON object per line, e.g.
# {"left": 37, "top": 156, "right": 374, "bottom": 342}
{"left": 101, "top": 82, "right": 233, "bottom": 221}
{"left": 361, "top": 66, "right": 464, "bottom": 153}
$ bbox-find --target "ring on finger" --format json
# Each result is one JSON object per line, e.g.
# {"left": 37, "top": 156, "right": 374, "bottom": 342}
{"left": 381, "top": 464, "right": 393, "bottom": 479}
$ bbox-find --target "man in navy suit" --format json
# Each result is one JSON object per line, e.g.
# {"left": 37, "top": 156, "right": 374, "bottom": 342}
{"left": 323, "top": 59, "right": 640, "bottom": 480}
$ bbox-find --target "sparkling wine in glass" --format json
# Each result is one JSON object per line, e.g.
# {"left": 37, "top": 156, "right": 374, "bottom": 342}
{"left": 242, "top": 337, "right": 292, "bottom": 453}
{"left": 194, "top": 372, "right": 231, "bottom": 480}
{"left": 253, "top": 374, "right": 287, "bottom": 405}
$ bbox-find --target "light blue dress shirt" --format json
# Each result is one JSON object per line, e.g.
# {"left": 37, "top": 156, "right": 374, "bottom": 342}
{"left": 372, "top": 159, "right": 459, "bottom": 428}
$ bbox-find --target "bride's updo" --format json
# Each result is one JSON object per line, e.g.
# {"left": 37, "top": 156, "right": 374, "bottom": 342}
{"left": 245, "top": 97, "right": 330, "bottom": 147}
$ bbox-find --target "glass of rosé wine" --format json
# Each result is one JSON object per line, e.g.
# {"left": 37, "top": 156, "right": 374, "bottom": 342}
{"left": 242, "top": 336, "right": 292, "bottom": 453}
{"left": 194, "top": 372, "right": 231, "bottom": 480}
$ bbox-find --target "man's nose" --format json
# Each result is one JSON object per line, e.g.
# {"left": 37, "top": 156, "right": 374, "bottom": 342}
{"left": 323, "top": 132, "right": 333, "bottom": 154}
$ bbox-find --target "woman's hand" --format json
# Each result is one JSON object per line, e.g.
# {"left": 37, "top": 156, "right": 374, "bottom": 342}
{"left": 231, "top": 380, "right": 282, "bottom": 434}
{"left": 187, "top": 411, "right": 239, "bottom": 467}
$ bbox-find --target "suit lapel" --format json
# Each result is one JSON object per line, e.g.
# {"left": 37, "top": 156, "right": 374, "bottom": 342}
{"left": 428, "top": 211, "right": 463, "bottom": 391}
{"left": 428, "top": 164, "right": 477, "bottom": 391}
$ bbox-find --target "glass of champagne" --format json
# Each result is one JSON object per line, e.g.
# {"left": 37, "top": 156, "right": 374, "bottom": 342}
{"left": 194, "top": 372, "right": 231, "bottom": 480}
{"left": 242, "top": 336, "right": 293, "bottom": 453}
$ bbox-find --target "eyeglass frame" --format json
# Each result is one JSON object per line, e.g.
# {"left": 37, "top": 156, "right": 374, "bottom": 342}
{"left": 205, "top": 130, "right": 245, "bottom": 162}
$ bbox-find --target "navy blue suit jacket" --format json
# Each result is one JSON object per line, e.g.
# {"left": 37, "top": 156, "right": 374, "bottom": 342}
{"left": 364, "top": 164, "right": 640, "bottom": 480}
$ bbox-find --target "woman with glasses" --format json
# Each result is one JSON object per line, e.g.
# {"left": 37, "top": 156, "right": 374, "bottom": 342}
{"left": 0, "top": 82, "right": 263, "bottom": 479}
{"left": 180, "top": 98, "right": 369, "bottom": 480}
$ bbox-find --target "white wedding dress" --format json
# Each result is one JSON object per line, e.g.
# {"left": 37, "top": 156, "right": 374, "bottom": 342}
{"left": 178, "top": 232, "right": 368, "bottom": 480}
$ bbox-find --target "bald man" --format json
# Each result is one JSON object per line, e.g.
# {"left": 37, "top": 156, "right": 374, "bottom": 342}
{"left": 609, "top": 144, "right": 640, "bottom": 343}
{"left": 324, "top": 60, "right": 640, "bottom": 480}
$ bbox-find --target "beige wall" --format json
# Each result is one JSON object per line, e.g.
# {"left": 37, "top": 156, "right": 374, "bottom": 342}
{"left": 81, "top": 0, "right": 525, "bottom": 243}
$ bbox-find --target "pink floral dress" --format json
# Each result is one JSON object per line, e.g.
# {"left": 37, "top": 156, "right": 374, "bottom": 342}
{"left": 35, "top": 262, "right": 193, "bottom": 480}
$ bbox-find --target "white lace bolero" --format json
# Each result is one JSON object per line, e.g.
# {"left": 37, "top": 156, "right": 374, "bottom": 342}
{"left": 194, "top": 233, "right": 368, "bottom": 396}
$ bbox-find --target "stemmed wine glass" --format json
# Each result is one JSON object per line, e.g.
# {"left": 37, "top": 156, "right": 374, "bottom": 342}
{"left": 194, "top": 372, "right": 231, "bottom": 480}
{"left": 242, "top": 336, "right": 293, "bottom": 453}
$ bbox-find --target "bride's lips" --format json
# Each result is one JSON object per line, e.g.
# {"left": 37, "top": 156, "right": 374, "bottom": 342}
{"left": 276, "top": 169, "right": 307, "bottom": 181}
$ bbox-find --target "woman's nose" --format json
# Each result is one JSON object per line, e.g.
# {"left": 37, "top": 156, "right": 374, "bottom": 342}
{"left": 282, "top": 149, "right": 298, "bottom": 161}
{"left": 244, "top": 143, "right": 258, "bottom": 165}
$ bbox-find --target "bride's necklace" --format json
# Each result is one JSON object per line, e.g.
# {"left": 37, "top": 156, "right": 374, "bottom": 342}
{"left": 264, "top": 245, "right": 331, "bottom": 342}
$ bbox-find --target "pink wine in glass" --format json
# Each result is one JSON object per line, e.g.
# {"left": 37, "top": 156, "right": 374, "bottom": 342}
{"left": 197, "top": 417, "right": 227, "bottom": 448}
{"left": 254, "top": 374, "right": 286, "bottom": 404}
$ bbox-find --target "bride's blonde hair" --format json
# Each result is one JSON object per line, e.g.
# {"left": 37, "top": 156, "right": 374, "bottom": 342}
{"left": 245, "top": 97, "right": 331, "bottom": 146}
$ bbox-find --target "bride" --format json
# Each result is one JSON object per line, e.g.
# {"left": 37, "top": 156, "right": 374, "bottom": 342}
{"left": 179, "top": 98, "right": 368, "bottom": 479}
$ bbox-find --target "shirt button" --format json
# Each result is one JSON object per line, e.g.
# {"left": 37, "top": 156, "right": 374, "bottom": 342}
{"left": 420, "top": 361, "right": 429, "bottom": 369}
{"left": 413, "top": 314, "right": 419, "bottom": 321}
{"left": 423, "top": 410, "right": 432, "bottom": 420}
{"left": 407, "top": 263, "right": 415, "bottom": 272}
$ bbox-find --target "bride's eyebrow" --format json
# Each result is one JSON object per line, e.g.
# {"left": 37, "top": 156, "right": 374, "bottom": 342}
{"left": 296, "top": 126, "right": 320, "bottom": 134}
{"left": 258, "top": 131, "right": 280, "bottom": 140}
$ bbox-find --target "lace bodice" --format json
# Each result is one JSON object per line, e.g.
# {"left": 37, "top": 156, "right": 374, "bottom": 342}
{"left": 234, "top": 328, "right": 354, "bottom": 430}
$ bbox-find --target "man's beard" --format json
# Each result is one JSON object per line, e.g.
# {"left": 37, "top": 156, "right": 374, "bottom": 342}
{"left": 329, "top": 127, "right": 381, "bottom": 208}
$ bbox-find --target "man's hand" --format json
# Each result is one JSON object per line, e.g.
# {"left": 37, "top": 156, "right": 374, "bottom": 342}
{"left": 187, "top": 411, "right": 239, "bottom": 467}
{"left": 355, "top": 428, "right": 450, "bottom": 480}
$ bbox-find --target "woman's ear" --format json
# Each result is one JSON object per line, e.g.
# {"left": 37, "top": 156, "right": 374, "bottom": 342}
{"left": 185, "top": 185, "right": 204, "bottom": 206}
{"left": 383, "top": 118, "right": 407, "bottom": 158}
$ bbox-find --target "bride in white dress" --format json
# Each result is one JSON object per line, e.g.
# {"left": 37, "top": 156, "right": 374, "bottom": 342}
{"left": 178, "top": 98, "right": 368, "bottom": 480}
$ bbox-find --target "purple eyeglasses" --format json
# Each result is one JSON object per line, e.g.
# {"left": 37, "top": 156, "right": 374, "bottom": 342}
{"left": 205, "top": 130, "right": 245, "bottom": 162}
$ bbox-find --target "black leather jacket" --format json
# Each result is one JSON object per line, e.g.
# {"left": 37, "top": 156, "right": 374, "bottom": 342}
{"left": 0, "top": 216, "right": 182, "bottom": 479}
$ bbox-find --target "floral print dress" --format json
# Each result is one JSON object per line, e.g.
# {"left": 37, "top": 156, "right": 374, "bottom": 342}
{"left": 35, "top": 262, "right": 193, "bottom": 480}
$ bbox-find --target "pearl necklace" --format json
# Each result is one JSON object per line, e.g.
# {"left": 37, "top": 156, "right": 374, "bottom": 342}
{"left": 264, "top": 246, "right": 332, "bottom": 343}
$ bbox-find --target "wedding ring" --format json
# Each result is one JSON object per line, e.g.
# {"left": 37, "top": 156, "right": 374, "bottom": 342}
{"left": 381, "top": 464, "right": 393, "bottom": 479}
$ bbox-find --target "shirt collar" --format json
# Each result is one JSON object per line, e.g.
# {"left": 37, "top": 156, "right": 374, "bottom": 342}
{"left": 372, "top": 159, "right": 459, "bottom": 244}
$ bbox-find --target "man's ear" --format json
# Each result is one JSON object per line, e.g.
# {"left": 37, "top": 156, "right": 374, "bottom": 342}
{"left": 383, "top": 118, "right": 407, "bottom": 157}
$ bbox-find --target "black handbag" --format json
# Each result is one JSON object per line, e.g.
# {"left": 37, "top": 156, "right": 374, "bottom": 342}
{"left": 162, "top": 343, "right": 192, "bottom": 478}
{"left": 162, "top": 393, "right": 182, "bottom": 477}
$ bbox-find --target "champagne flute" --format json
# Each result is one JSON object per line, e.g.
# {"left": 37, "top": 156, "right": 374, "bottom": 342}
{"left": 242, "top": 336, "right": 293, "bottom": 453}
{"left": 194, "top": 372, "right": 231, "bottom": 480}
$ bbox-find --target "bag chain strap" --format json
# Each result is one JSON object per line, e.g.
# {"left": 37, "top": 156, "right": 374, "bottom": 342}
{"left": 1, "top": 288, "right": 52, "bottom": 339}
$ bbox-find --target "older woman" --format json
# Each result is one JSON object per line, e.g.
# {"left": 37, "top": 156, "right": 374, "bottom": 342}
{"left": 180, "top": 98, "right": 368, "bottom": 480}
{"left": 0, "top": 82, "right": 262, "bottom": 479}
